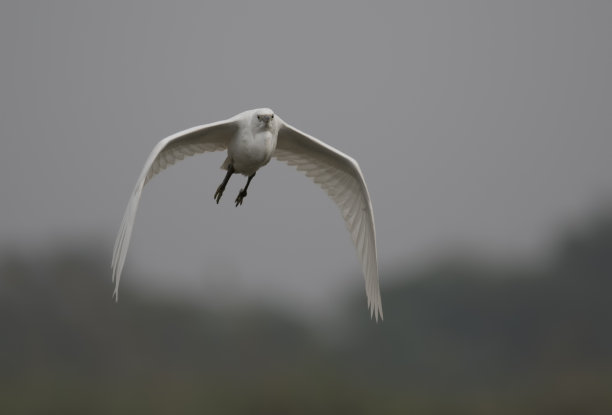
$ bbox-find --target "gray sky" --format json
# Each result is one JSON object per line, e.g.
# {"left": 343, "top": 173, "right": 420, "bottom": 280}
{"left": 1, "top": 1, "right": 611, "bottom": 315}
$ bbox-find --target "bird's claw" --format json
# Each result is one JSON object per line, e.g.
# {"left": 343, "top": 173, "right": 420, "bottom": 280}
{"left": 235, "top": 189, "right": 247, "bottom": 207}
{"left": 214, "top": 185, "right": 225, "bottom": 204}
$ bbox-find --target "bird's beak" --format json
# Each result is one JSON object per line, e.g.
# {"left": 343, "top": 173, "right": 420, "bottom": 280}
{"left": 260, "top": 115, "right": 271, "bottom": 123}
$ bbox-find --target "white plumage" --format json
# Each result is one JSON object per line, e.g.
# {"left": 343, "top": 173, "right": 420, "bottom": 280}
{"left": 112, "top": 108, "right": 383, "bottom": 321}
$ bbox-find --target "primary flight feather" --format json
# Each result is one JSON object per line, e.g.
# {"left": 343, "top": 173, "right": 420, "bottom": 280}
{"left": 112, "top": 108, "right": 383, "bottom": 321}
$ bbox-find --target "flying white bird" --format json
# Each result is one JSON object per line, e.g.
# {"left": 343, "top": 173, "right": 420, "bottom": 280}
{"left": 112, "top": 108, "right": 383, "bottom": 321}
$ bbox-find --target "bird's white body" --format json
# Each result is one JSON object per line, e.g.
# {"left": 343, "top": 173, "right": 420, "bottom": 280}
{"left": 112, "top": 108, "right": 383, "bottom": 321}
{"left": 225, "top": 109, "right": 278, "bottom": 175}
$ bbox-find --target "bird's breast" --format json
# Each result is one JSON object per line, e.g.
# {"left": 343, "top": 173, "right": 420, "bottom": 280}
{"left": 228, "top": 129, "right": 277, "bottom": 175}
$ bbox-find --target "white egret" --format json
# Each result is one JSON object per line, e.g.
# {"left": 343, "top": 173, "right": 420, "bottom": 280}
{"left": 112, "top": 108, "right": 382, "bottom": 321}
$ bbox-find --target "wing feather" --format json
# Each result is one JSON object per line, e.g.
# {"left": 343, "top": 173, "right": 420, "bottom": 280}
{"left": 274, "top": 119, "right": 383, "bottom": 321}
{"left": 111, "top": 118, "right": 239, "bottom": 300}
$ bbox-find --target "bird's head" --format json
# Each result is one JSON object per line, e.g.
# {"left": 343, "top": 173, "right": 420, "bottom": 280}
{"left": 253, "top": 108, "right": 276, "bottom": 129}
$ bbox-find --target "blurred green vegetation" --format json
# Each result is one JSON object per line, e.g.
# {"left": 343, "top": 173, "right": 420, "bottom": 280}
{"left": 1, "top": 211, "right": 611, "bottom": 414}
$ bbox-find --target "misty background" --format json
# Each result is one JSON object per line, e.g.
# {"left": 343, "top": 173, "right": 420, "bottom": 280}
{"left": 1, "top": 1, "right": 611, "bottom": 413}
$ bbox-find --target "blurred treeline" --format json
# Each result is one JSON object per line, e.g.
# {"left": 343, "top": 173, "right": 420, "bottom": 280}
{"left": 1, "top": 210, "right": 611, "bottom": 414}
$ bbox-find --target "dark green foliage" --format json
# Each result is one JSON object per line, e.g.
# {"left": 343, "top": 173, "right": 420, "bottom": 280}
{"left": 1, "top": 212, "right": 611, "bottom": 414}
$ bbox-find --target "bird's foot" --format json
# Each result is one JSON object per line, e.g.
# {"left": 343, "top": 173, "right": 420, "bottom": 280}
{"left": 235, "top": 189, "right": 247, "bottom": 207}
{"left": 214, "top": 184, "right": 225, "bottom": 204}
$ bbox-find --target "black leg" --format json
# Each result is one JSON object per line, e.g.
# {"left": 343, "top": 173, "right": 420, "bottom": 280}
{"left": 235, "top": 172, "right": 256, "bottom": 207}
{"left": 214, "top": 165, "right": 234, "bottom": 204}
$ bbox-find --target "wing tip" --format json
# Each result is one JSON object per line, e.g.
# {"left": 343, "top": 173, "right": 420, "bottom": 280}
{"left": 370, "top": 304, "right": 384, "bottom": 323}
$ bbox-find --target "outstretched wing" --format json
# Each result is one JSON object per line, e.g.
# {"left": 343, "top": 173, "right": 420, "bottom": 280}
{"left": 273, "top": 119, "right": 383, "bottom": 321}
{"left": 111, "top": 118, "right": 239, "bottom": 300}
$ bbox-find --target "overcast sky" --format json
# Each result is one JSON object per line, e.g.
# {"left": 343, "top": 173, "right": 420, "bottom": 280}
{"left": 1, "top": 1, "right": 611, "bottom": 316}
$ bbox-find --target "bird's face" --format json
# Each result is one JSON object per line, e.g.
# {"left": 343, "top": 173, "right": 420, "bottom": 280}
{"left": 254, "top": 109, "right": 276, "bottom": 130}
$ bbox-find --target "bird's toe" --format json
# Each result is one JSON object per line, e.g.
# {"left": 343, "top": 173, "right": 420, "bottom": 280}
{"left": 214, "top": 185, "right": 225, "bottom": 204}
{"left": 235, "top": 189, "right": 247, "bottom": 207}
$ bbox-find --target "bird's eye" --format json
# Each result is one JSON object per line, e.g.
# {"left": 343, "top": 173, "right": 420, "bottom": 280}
{"left": 257, "top": 115, "right": 261, "bottom": 120}
{"left": 271, "top": 114, "right": 274, "bottom": 119}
